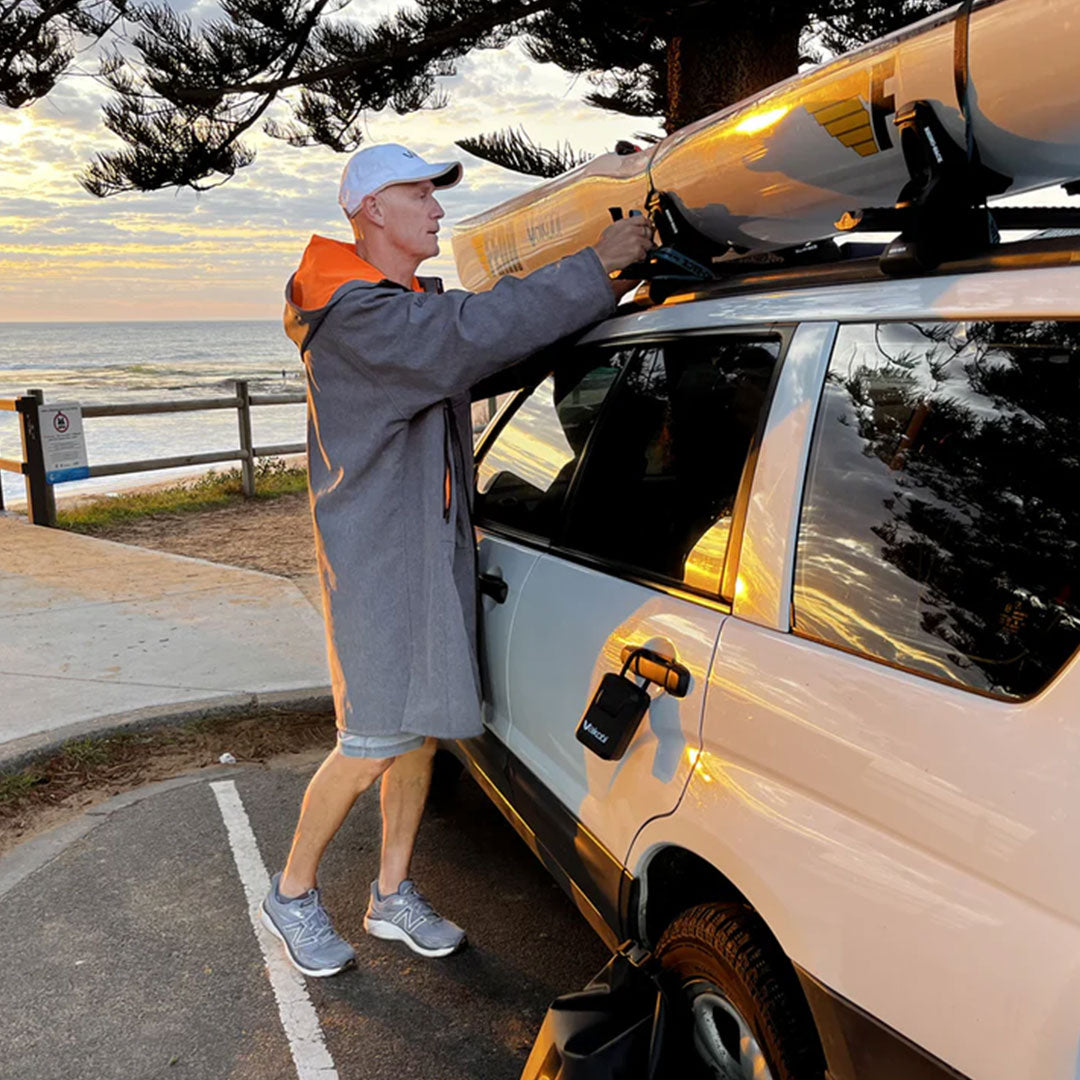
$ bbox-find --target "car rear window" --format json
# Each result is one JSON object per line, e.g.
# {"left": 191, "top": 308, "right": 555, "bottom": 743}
{"left": 793, "top": 320, "right": 1080, "bottom": 699}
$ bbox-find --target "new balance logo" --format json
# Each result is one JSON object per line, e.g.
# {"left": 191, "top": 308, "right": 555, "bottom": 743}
{"left": 583, "top": 721, "right": 609, "bottom": 744}
{"left": 391, "top": 907, "right": 428, "bottom": 934}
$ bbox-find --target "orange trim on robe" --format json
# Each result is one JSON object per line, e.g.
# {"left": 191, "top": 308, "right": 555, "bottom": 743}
{"left": 290, "top": 235, "right": 422, "bottom": 309}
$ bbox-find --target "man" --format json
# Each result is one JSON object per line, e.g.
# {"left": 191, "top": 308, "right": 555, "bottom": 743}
{"left": 264, "top": 142, "right": 652, "bottom": 977}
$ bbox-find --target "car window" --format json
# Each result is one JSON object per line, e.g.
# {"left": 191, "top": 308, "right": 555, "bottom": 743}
{"left": 474, "top": 349, "right": 639, "bottom": 541}
{"left": 558, "top": 335, "right": 781, "bottom": 595}
{"left": 793, "top": 320, "right": 1080, "bottom": 699}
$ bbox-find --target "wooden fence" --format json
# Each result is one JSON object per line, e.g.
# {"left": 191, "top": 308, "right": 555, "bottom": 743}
{"left": 0, "top": 381, "right": 305, "bottom": 527}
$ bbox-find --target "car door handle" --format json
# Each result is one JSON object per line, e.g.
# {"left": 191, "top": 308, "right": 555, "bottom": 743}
{"left": 619, "top": 645, "right": 691, "bottom": 697}
{"left": 478, "top": 572, "right": 509, "bottom": 604}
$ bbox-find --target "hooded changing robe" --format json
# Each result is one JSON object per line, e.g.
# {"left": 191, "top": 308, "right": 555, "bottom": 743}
{"left": 283, "top": 235, "right": 615, "bottom": 740}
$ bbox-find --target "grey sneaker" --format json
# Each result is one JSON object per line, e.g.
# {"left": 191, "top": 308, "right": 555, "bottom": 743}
{"left": 260, "top": 872, "right": 356, "bottom": 977}
{"left": 363, "top": 879, "right": 466, "bottom": 958}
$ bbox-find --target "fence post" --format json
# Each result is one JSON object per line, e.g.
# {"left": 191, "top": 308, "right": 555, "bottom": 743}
{"left": 18, "top": 388, "right": 56, "bottom": 527}
{"left": 235, "top": 379, "right": 255, "bottom": 498}
{"left": 487, "top": 396, "right": 498, "bottom": 424}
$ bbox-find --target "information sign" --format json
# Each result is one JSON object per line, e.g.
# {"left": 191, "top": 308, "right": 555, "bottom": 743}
{"left": 39, "top": 403, "right": 90, "bottom": 483}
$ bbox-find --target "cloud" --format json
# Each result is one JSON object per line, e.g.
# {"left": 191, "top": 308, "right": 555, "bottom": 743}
{"left": 0, "top": 19, "right": 639, "bottom": 321}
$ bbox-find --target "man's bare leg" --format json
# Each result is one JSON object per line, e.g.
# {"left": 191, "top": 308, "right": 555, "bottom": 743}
{"left": 377, "top": 737, "right": 437, "bottom": 895}
{"left": 279, "top": 746, "right": 394, "bottom": 898}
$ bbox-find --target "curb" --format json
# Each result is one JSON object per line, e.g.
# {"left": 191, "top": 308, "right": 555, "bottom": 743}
{"left": 0, "top": 767, "right": 241, "bottom": 900}
{"left": 0, "top": 686, "right": 334, "bottom": 775}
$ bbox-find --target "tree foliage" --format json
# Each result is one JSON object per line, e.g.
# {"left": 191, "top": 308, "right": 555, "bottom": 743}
{"left": 0, "top": 0, "right": 127, "bottom": 108}
{"left": 0, "top": 0, "right": 951, "bottom": 197}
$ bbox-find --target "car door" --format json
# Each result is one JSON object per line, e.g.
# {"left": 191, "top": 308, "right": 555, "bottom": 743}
{"left": 494, "top": 330, "right": 787, "bottom": 925}
{"left": 472, "top": 356, "right": 629, "bottom": 746}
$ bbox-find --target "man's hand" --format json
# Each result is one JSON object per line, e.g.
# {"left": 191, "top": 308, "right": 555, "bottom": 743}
{"left": 593, "top": 214, "right": 654, "bottom": 277}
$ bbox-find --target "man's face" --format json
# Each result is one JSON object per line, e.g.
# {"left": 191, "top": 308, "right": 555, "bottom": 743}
{"left": 373, "top": 180, "right": 445, "bottom": 260}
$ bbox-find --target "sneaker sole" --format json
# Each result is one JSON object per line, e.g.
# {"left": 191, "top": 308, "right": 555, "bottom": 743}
{"left": 259, "top": 903, "right": 355, "bottom": 978}
{"left": 363, "top": 915, "right": 465, "bottom": 958}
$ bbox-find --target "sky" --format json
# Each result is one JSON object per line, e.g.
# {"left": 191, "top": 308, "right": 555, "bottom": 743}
{"left": 4, "top": 2, "right": 1074, "bottom": 325}
{"left": 0, "top": 1, "right": 645, "bottom": 323}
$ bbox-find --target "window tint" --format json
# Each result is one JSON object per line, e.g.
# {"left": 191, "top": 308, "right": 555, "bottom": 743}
{"left": 474, "top": 351, "right": 631, "bottom": 540}
{"left": 560, "top": 336, "right": 780, "bottom": 594}
{"left": 794, "top": 321, "right": 1080, "bottom": 699}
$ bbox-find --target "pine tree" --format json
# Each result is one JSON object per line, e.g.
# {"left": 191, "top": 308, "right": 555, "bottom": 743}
{"left": 0, "top": 0, "right": 950, "bottom": 196}
{"left": 0, "top": 1, "right": 127, "bottom": 109}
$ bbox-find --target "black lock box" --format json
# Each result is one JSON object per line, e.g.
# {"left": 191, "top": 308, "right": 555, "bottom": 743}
{"left": 576, "top": 655, "right": 652, "bottom": 761}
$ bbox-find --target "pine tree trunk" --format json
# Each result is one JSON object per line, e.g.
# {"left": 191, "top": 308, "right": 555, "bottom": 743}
{"left": 665, "top": 13, "right": 803, "bottom": 132}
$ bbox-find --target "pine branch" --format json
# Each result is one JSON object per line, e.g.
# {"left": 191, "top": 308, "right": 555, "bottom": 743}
{"left": 170, "top": 0, "right": 569, "bottom": 103}
{"left": 81, "top": 0, "right": 327, "bottom": 194}
{"left": 584, "top": 85, "right": 660, "bottom": 119}
{"left": 456, "top": 126, "right": 592, "bottom": 178}
{"left": 1, "top": 1, "right": 127, "bottom": 108}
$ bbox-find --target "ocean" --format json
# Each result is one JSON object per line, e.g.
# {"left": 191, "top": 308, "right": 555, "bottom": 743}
{"left": 0, "top": 320, "right": 306, "bottom": 507}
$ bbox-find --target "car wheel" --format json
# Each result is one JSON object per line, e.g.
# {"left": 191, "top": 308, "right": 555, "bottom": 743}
{"left": 654, "top": 902, "right": 824, "bottom": 1080}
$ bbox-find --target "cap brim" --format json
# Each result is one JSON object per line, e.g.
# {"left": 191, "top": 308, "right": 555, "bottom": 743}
{"left": 425, "top": 161, "right": 462, "bottom": 189}
{"left": 367, "top": 161, "right": 464, "bottom": 200}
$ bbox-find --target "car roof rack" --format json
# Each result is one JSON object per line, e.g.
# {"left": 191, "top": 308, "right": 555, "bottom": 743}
{"left": 632, "top": 230, "right": 1080, "bottom": 310}
{"left": 837, "top": 99, "right": 1080, "bottom": 274}
{"left": 635, "top": 98, "right": 1080, "bottom": 302}
{"left": 629, "top": 192, "right": 887, "bottom": 300}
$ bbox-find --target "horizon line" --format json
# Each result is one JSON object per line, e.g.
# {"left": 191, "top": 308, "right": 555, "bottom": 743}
{"left": 0, "top": 317, "right": 284, "bottom": 325}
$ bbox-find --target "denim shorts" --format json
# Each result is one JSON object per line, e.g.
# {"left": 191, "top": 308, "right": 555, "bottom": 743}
{"left": 336, "top": 729, "right": 426, "bottom": 759}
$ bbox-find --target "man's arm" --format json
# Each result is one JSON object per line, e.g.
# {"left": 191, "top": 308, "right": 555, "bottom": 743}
{"left": 318, "top": 215, "right": 653, "bottom": 418}
{"left": 320, "top": 248, "right": 615, "bottom": 419}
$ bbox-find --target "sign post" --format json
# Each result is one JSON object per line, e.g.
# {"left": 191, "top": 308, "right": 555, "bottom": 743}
{"left": 18, "top": 390, "right": 57, "bottom": 527}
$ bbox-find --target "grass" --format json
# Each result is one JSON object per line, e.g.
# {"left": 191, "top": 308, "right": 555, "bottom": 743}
{"left": 0, "top": 771, "right": 46, "bottom": 804}
{"left": 0, "top": 707, "right": 335, "bottom": 851}
{"left": 55, "top": 736, "right": 113, "bottom": 768}
{"left": 56, "top": 457, "right": 307, "bottom": 533}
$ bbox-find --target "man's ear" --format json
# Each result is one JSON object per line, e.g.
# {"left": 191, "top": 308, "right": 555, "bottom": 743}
{"left": 360, "top": 193, "right": 383, "bottom": 227}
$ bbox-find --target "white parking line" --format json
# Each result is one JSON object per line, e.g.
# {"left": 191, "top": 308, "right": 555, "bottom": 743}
{"left": 210, "top": 780, "right": 339, "bottom": 1080}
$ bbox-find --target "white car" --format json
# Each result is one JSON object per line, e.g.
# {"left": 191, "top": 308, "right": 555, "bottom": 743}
{"left": 450, "top": 236, "right": 1080, "bottom": 1080}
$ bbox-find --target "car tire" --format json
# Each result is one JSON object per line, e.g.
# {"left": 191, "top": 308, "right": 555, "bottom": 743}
{"left": 654, "top": 902, "right": 824, "bottom": 1080}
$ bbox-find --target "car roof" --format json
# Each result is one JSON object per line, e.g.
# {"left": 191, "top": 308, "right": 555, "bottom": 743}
{"left": 580, "top": 236, "right": 1080, "bottom": 343}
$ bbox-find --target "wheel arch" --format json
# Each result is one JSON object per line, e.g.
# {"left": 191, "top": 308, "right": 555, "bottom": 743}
{"left": 634, "top": 843, "right": 747, "bottom": 949}
{"left": 635, "top": 843, "right": 830, "bottom": 1076}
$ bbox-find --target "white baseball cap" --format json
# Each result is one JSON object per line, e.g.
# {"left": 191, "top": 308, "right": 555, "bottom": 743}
{"left": 338, "top": 143, "right": 463, "bottom": 218}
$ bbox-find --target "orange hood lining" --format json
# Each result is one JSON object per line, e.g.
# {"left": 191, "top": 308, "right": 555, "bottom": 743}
{"left": 290, "top": 235, "right": 422, "bottom": 310}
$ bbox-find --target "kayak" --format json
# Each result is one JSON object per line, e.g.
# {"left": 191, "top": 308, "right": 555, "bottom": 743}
{"left": 453, "top": 0, "right": 1080, "bottom": 290}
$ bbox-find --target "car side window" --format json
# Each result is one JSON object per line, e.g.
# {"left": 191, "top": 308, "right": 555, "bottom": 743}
{"left": 558, "top": 334, "right": 781, "bottom": 595}
{"left": 793, "top": 320, "right": 1080, "bottom": 699}
{"left": 474, "top": 349, "right": 639, "bottom": 541}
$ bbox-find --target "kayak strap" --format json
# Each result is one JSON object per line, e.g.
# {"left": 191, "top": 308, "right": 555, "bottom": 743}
{"left": 611, "top": 192, "right": 720, "bottom": 288}
{"left": 953, "top": 0, "right": 978, "bottom": 170}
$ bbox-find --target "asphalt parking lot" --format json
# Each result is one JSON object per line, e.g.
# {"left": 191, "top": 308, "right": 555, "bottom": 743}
{"left": 0, "top": 753, "right": 609, "bottom": 1080}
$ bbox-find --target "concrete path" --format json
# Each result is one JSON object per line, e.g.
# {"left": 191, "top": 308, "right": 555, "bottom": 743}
{"left": 0, "top": 514, "right": 331, "bottom": 765}
{"left": 0, "top": 756, "right": 607, "bottom": 1080}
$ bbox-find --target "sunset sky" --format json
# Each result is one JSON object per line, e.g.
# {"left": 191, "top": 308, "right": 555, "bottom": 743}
{"left": 0, "top": 1, "right": 642, "bottom": 323}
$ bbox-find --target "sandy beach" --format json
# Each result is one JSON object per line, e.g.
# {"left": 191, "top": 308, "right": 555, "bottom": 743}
{"left": 95, "top": 488, "right": 316, "bottom": 577}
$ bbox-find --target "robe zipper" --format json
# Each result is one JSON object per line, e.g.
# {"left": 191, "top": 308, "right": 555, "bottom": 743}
{"left": 442, "top": 399, "right": 453, "bottom": 522}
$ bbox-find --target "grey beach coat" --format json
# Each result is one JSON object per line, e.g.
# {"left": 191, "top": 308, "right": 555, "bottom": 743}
{"left": 284, "top": 234, "right": 615, "bottom": 740}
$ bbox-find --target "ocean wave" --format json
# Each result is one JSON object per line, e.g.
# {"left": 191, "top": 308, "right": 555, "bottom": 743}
{"left": 0, "top": 320, "right": 305, "bottom": 505}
